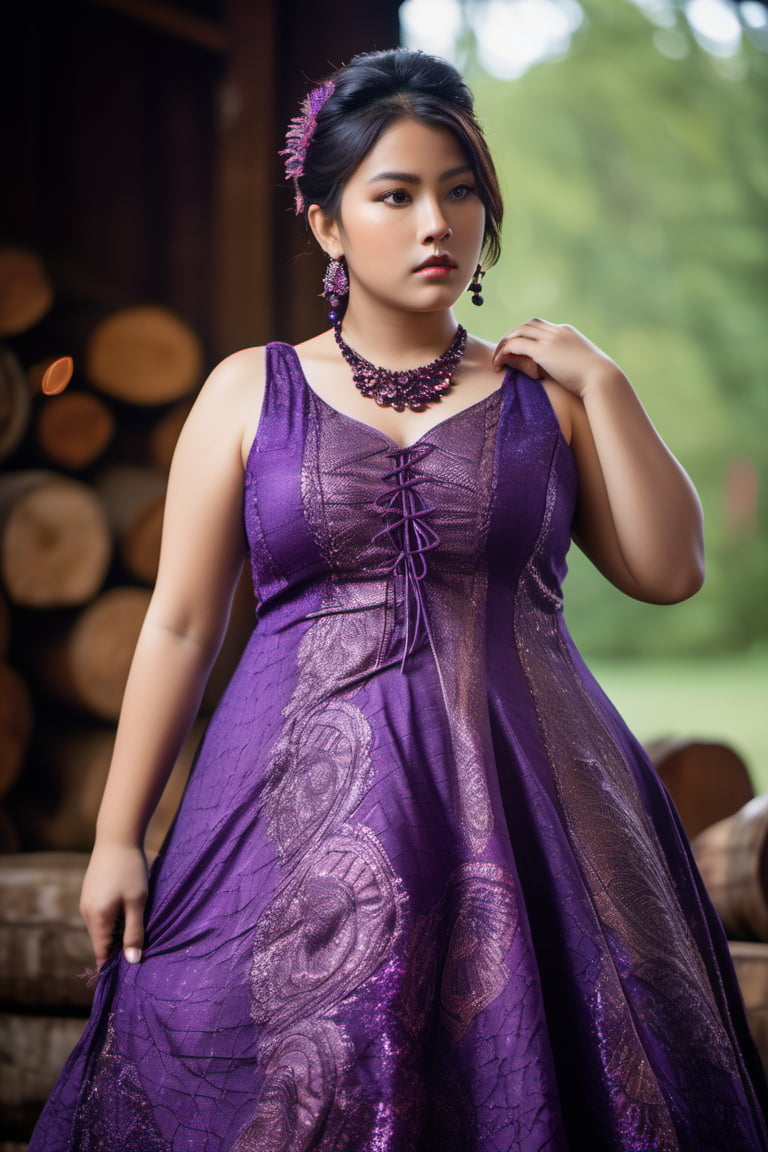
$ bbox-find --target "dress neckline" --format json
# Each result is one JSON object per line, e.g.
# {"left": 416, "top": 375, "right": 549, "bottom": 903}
{"left": 286, "top": 343, "right": 509, "bottom": 453}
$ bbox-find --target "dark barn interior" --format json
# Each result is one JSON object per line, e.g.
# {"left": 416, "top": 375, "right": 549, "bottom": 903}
{"left": 3, "top": 0, "right": 402, "bottom": 358}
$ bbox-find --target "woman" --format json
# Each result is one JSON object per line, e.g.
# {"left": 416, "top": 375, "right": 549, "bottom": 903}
{"left": 30, "top": 48, "right": 767, "bottom": 1151}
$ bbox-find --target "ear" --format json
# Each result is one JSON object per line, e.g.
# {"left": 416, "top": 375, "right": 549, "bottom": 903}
{"left": 307, "top": 204, "right": 342, "bottom": 259}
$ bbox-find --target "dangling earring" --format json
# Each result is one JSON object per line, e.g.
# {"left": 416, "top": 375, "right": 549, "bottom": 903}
{"left": 469, "top": 264, "right": 485, "bottom": 306}
{"left": 322, "top": 256, "right": 349, "bottom": 323}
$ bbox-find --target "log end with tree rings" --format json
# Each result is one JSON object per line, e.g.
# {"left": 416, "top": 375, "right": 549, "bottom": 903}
{"left": 692, "top": 794, "right": 768, "bottom": 943}
{"left": 0, "top": 346, "right": 32, "bottom": 462}
{"left": 0, "top": 471, "right": 112, "bottom": 608}
{"left": 86, "top": 305, "right": 204, "bottom": 405}
{"left": 35, "top": 390, "right": 115, "bottom": 470}
{"left": 0, "top": 248, "right": 54, "bottom": 337}
{"left": 44, "top": 586, "right": 151, "bottom": 721}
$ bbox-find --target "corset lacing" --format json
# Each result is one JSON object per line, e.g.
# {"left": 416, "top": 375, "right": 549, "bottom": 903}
{"left": 371, "top": 444, "right": 440, "bottom": 669}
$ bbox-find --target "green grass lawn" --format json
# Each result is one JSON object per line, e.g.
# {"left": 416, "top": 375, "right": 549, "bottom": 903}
{"left": 586, "top": 652, "right": 768, "bottom": 794}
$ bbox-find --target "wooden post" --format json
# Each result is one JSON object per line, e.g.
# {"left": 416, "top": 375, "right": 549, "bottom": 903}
{"left": 213, "top": 0, "right": 277, "bottom": 358}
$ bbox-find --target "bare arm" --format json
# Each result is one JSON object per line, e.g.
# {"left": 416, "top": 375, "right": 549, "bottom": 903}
{"left": 81, "top": 347, "right": 266, "bottom": 969}
{"left": 492, "top": 319, "right": 704, "bottom": 604}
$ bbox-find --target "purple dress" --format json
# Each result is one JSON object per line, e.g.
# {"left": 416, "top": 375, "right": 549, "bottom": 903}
{"left": 31, "top": 344, "right": 768, "bottom": 1151}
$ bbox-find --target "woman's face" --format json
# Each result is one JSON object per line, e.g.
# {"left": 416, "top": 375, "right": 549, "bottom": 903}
{"left": 325, "top": 118, "right": 486, "bottom": 318}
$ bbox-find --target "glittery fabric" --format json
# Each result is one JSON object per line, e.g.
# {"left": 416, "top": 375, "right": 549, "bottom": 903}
{"left": 30, "top": 344, "right": 768, "bottom": 1151}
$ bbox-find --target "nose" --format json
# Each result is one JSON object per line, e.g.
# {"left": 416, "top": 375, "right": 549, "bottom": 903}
{"left": 420, "top": 198, "right": 452, "bottom": 244}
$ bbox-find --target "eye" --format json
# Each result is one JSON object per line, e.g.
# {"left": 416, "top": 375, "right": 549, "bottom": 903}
{"left": 448, "top": 183, "right": 476, "bottom": 201}
{"left": 379, "top": 188, "right": 412, "bottom": 206}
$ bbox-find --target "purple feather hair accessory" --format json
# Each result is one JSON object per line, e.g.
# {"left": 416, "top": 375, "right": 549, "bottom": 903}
{"left": 282, "top": 80, "right": 335, "bottom": 213}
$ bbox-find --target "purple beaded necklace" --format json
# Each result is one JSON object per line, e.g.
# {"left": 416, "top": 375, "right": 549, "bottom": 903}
{"left": 333, "top": 322, "right": 468, "bottom": 413}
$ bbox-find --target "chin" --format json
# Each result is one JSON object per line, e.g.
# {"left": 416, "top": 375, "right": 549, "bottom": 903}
{"left": 412, "top": 286, "right": 465, "bottom": 310}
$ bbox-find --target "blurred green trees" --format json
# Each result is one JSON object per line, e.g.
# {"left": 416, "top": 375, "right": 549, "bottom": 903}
{"left": 451, "top": 0, "right": 768, "bottom": 656}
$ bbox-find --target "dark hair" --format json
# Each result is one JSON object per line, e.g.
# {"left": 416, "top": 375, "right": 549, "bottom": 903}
{"left": 295, "top": 49, "right": 504, "bottom": 268}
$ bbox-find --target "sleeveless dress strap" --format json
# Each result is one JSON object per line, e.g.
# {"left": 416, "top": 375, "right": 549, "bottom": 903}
{"left": 244, "top": 343, "right": 323, "bottom": 605}
{"left": 256, "top": 342, "right": 313, "bottom": 452}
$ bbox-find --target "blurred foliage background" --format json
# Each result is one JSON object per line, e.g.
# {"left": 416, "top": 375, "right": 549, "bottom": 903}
{"left": 419, "top": 0, "right": 768, "bottom": 657}
{"left": 404, "top": 0, "right": 768, "bottom": 778}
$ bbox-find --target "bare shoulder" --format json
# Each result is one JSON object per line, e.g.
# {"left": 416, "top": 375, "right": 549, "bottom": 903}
{"left": 469, "top": 334, "right": 576, "bottom": 443}
{"left": 203, "top": 345, "right": 267, "bottom": 400}
{"left": 187, "top": 346, "right": 267, "bottom": 464}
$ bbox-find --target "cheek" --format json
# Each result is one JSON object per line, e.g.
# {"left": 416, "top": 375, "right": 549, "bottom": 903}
{"left": 345, "top": 213, "right": 409, "bottom": 262}
{"left": 449, "top": 201, "right": 485, "bottom": 253}
{"left": 470, "top": 203, "right": 487, "bottom": 245}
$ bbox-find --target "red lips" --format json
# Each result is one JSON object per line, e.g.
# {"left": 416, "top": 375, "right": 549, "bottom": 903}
{"left": 414, "top": 254, "right": 457, "bottom": 271}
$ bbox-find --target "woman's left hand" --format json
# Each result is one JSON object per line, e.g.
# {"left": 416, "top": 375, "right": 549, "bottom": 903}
{"left": 492, "top": 318, "right": 620, "bottom": 398}
{"left": 492, "top": 318, "right": 704, "bottom": 605}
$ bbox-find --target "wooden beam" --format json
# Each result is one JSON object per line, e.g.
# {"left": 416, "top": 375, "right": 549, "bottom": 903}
{"left": 213, "top": 0, "right": 277, "bottom": 356}
{"left": 84, "top": 0, "right": 227, "bottom": 53}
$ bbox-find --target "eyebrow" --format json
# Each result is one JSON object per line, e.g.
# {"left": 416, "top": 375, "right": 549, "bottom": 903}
{"left": 367, "top": 164, "right": 473, "bottom": 185}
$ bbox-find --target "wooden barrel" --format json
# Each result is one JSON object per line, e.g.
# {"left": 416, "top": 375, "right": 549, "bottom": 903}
{"left": 692, "top": 795, "right": 768, "bottom": 942}
{"left": 729, "top": 941, "right": 768, "bottom": 1079}
{"left": 647, "top": 737, "right": 755, "bottom": 841}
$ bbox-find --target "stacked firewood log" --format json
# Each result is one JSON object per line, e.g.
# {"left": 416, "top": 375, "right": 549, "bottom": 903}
{"left": 0, "top": 247, "right": 267, "bottom": 1145}
{"left": 0, "top": 245, "right": 221, "bottom": 856}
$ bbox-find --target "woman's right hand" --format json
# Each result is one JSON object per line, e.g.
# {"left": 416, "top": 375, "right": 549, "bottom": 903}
{"left": 75, "top": 351, "right": 258, "bottom": 974}
{"left": 80, "top": 842, "right": 149, "bottom": 971}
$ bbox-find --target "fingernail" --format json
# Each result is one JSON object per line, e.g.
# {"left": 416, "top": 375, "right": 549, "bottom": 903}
{"left": 125, "top": 947, "right": 142, "bottom": 964}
